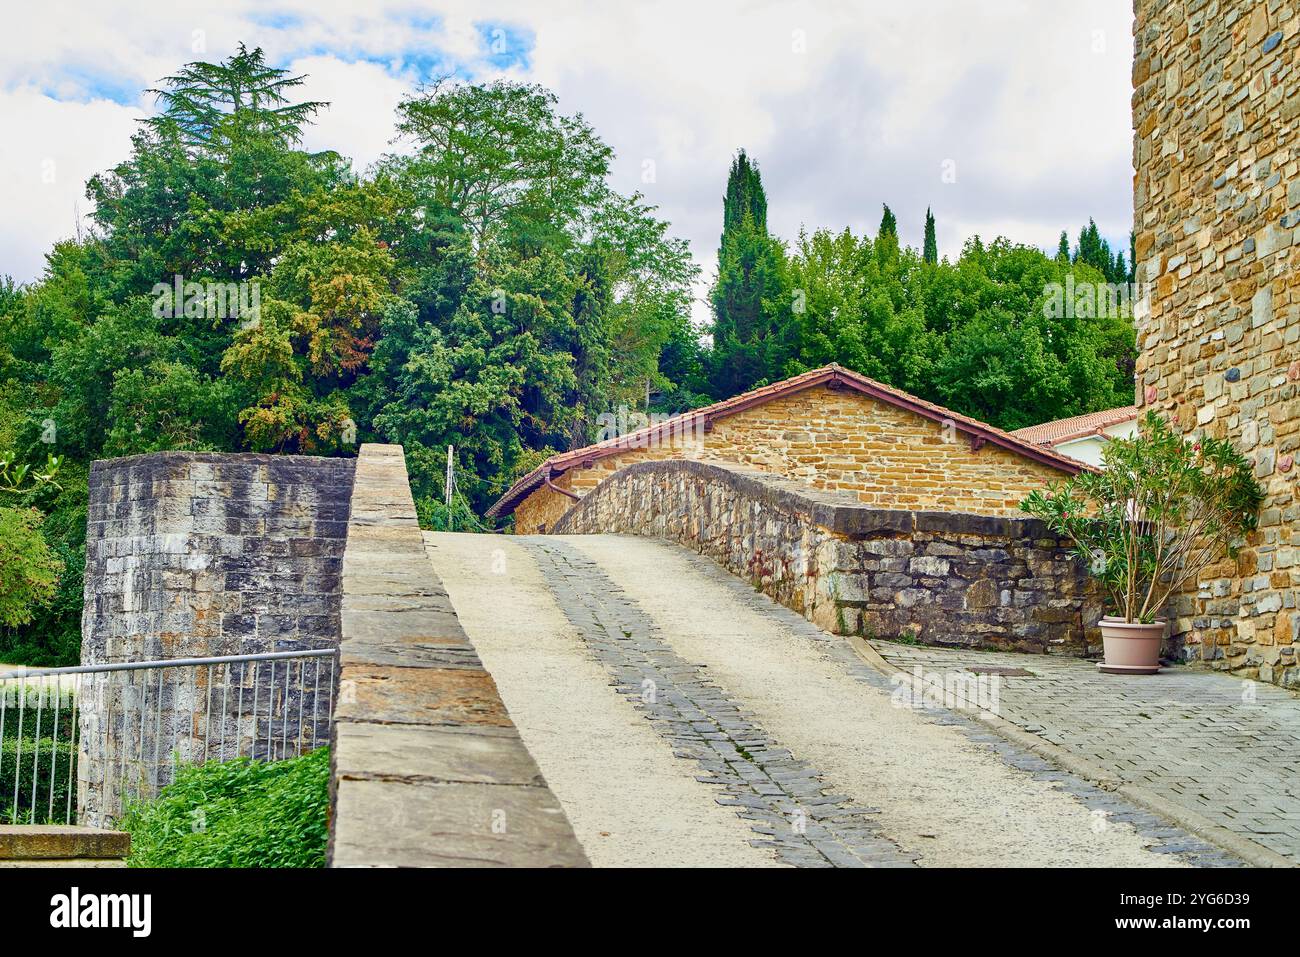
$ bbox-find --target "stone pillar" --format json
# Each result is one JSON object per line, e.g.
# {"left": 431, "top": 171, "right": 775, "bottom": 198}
{"left": 78, "top": 452, "right": 354, "bottom": 824}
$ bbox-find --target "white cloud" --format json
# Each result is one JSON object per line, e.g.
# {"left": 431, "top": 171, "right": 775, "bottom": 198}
{"left": 290, "top": 55, "right": 411, "bottom": 173}
{"left": 2, "top": 0, "right": 1136, "bottom": 298}
{"left": 0, "top": 89, "right": 141, "bottom": 283}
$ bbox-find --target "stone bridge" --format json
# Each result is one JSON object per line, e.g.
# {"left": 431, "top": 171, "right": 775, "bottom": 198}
{"left": 78, "top": 446, "right": 1299, "bottom": 867}
{"left": 551, "top": 457, "right": 1102, "bottom": 654}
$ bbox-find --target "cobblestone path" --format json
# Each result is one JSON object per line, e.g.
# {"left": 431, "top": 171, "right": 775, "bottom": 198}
{"left": 528, "top": 535, "right": 1241, "bottom": 867}
{"left": 526, "top": 537, "right": 918, "bottom": 867}
{"left": 877, "top": 642, "right": 1300, "bottom": 864}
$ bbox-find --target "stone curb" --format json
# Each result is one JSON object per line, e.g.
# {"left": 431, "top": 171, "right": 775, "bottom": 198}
{"left": 848, "top": 635, "right": 1294, "bottom": 869}
{"left": 0, "top": 825, "right": 130, "bottom": 860}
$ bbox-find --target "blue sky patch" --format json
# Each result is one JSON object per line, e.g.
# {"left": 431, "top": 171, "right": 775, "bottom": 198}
{"left": 246, "top": 11, "right": 305, "bottom": 31}
{"left": 40, "top": 65, "right": 144, "bottom": 106}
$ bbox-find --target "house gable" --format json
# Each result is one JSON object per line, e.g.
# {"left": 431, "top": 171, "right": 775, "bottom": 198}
{"left": 509, "top": 378, "right": 1078, "bottom": 532}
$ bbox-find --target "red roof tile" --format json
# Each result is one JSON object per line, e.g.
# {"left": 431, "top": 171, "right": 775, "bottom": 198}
{"left": 1011, "top": 406, "right": 1138, "bottom": 448}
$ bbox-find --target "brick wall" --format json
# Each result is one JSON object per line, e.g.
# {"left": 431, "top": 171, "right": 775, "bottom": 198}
{"left": 553, "top": 458, "right": 1098, "bottom": 653}
{"left": 513, "top": 384, "right": 1070, "bottom": 532}
{"left": 1134, "top": 0, "right": 1300, "bottom": 688}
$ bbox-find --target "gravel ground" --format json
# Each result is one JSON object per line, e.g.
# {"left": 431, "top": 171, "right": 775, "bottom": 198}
{"left": 423, "top": 532, "right": 781, "bottom": 868}
{"left": 565, "top": 534, "right": 1186, "bottom": 868}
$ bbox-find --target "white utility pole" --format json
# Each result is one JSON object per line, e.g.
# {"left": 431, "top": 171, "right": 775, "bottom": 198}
{"left": 445, "top": 445, "right": 454, "bottom": 531}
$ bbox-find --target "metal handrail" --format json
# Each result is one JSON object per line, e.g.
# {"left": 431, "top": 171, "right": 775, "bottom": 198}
{"left": 1, "top": 648, "right": 339, "bottom": 827}
{"left": 1, "top": 649, "right": 337, "bottom": 680}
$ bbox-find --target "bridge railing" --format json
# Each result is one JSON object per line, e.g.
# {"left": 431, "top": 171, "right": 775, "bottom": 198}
{"left": 0, "top": 649, "right": 337, "bottom": 827}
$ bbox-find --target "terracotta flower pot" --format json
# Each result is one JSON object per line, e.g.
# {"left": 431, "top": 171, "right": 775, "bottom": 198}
{"left": 1097, "top": 616, "right": 1165, "bottom": 675}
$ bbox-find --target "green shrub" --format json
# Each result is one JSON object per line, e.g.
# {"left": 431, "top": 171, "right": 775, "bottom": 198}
{"left": 0, "top": 506, "right": 63, "bottom": 629}
{"left": 1021, "top": 410, "right": 1263, "bottom": 623}
{"left": 0, "top": 734, "right": 76, "bottom": 824}
{"left": 120, "top": 747, "right": 330, "bottom": 868}
{"left": 0, "top": 464, "right": 87, "bottom": 666}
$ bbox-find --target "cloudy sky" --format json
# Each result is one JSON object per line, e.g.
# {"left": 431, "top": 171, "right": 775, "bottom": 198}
{"left": 3, "top": 0, "right": 1136, "bottom": 324}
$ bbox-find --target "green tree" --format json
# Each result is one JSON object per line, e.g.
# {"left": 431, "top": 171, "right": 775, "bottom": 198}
{"left": 361, "top": 245, "right": 579, "bottom": 512}
{"left": 879, "top": 204, "right": 898, "bottom": 240}
{"left": 922, "top": 208, "right": 938, "bottom": 265}
{"left": 144, "top": 44, "right": 327, "bottom": 153}
{"left": 931, "top": 237, "right": 1134, "bottom": 430}
{"left": 787, "top": 227, "right": 936, "bottom": 395}
{"left": 393, "top": 79, "right": 613, "bottom": 249}
{"left": 0, "top": 508, "right": 62, "bottom": 629}
{"left": 708, "top": 151, "right": 792, "bottom": 396}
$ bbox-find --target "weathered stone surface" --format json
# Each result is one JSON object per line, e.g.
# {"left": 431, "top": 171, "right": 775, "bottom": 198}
{"left": 1134, "top": 0, "right": 1300, "bottom": 688}
{"left": 331, "top": 778, "right": 588, "bottom": 868}
{"left": 553, "top": 459, "right": 1098, "bottom": 653}
{"left": 329, "top": 444, "right": 587, "bottom": 867}
{"left": 79, "top": 451, "right": 354, "bottom": 825}
{"left": 0, "top": 825, "right": 129, "bottom": 860}
{"left": 333, "top": 723, "right": 546, "bottom": 787}
{"left": 335, "top": 665, "right": 513, "bottom": 727}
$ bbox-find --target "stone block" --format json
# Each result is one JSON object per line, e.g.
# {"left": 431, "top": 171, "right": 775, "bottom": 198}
{"left": 0, "top": 826, "right": 129, "bottom": 860}
{"left": 330, "top": 778, "right": 589, "bottom": 868}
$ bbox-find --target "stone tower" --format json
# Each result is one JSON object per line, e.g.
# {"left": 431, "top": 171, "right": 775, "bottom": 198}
{"left": 1132, "top": 1, "right": 1299, "bottom": 687}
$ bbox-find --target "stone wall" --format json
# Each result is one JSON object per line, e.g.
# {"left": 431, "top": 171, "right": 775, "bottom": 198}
{"left": 553, "top": 459, "right": 1098, "bottom": 654}
{"left": 78, "top": 445, "right": 587, "bottom": 864}
{"left": 514, "top": 383, "right": 1073, "bottom": 532}
{"left": 78, "top": 452, "right": 353, "bottom": 823}
{"left": 1133, "top": 0, "right": 1300, "bottom": 687}
{"left": 328, "top": 445, "right": 587, "bottom": 867}
{"left": 82, "top": 452, "right": 353, "bottom": 664}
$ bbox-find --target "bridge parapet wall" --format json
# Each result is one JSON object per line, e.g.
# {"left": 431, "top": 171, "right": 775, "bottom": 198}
{"left": 79, "top": 446, "right": 586, "bottom": 864}
{"left": 328, "top": 444, "right": 587, "bottom": 867}
{"left": 553, "top": 459, "right": 1099, "bottom": 654}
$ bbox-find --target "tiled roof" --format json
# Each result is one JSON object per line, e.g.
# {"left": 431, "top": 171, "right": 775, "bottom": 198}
{"left": 487, "top": 364, "right": 1093, "bottom": 519}
{"left": 1011, "top": 406, "right": 1139, "bottom": 448}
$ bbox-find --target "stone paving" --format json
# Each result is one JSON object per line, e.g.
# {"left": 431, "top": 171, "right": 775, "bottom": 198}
{"left": 875, "top": 641, "right": 1300, "bottom": 864}
{"left": 527, "top": 538, "right": 918, "bottom": 867}
{"left": 527, "top": 536, "right": 1242, "bottom": 868}
{"left": 655, "top": 543, "right": 1242, "bottom": 868}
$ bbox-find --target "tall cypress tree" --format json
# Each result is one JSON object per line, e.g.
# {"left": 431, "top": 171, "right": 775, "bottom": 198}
{"left": 922, "top": 208, "right": 938, "bottom": 265}
{"left": 722, "top": 150, "right": 767, "bottom": 236}
{"left": 708, "top": 151, "right": 791, "bottom": 397}
{"left": 1056, "top": 231, "right": 1071, "bottom": 263}
{"left": 879, "top": 204, "right": 898, "bottom": 239}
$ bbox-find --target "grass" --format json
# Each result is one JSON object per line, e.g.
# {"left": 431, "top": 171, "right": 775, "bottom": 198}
{"left": 120, "top": 746, "right": 330, "bottom": 868}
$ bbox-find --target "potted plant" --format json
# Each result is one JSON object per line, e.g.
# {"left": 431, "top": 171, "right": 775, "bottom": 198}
{"left": 1021, "top": 411, "right": 1263, "bottom": 674}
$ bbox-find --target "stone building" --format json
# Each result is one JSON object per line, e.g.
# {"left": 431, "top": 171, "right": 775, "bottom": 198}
{"left": 489, "top": 364, "right": 1087, "bottom": 532}
{"left": 1133, "top": 0, "right": 1300, "bottom": 687}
